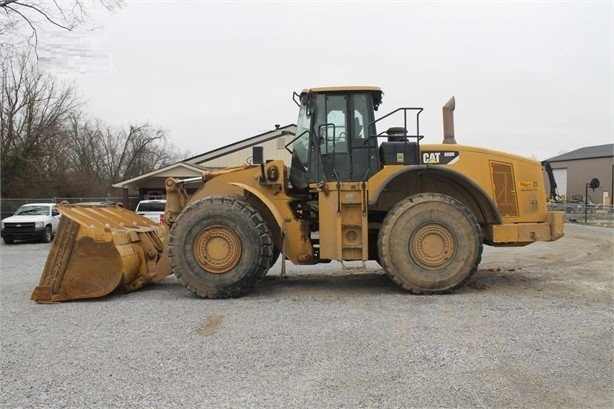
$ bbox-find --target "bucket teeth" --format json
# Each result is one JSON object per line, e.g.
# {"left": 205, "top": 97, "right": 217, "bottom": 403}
{"left": 31, "top": 204, "right": 171, "bottom": 303}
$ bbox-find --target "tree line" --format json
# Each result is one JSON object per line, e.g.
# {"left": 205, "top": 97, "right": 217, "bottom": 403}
{"left": 1, "top": 53, "right": 189, "bottom": 199}
{"left": 1, "top": 1, "right": 189, "bottom": 199}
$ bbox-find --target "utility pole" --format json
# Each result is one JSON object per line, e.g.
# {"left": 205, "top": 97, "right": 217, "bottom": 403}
{"left": 585, "top": 178, "right": 600, "bottom": 224}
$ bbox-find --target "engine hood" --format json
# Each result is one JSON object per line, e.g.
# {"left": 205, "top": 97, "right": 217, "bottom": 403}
{"left": 2, "top": 215, "right": 50, "bottom": 224}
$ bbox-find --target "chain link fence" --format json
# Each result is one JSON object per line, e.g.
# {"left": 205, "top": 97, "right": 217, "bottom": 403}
{"left": 548, "top": 202, "right": 613, "bottom": 227}
{"left": 0, "top": 196, "right": 140, "bottom": 219}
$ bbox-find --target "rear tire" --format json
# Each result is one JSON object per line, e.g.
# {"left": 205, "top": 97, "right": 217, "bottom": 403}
{"left": 378, "top": 193, "right": 483, "bottom": 294}
{"left": 168, "top": 196, "right": 273, "bottom": 298}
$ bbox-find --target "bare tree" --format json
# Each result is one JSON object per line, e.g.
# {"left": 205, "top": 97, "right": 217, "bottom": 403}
{"left": 0, "top": 0, "right": 122, "bottom": 56}
{"left": 98, "top": 122, "right": 184, "bottom": 183}
{"left": 62, "top": 116, "right": 189, "bottom": 196}
{"left": 0, "top": 52, "right": 81, "bottom": 197}
{"left": 1, "top": 51, "right": 191, "bottom": 199}
{"left": 62, "top": 113, "right": 108, "bottom": 195}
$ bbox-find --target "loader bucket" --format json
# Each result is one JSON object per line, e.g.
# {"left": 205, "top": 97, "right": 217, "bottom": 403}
{"left": 31, "top": 203, "right": 172, "bottom": 303}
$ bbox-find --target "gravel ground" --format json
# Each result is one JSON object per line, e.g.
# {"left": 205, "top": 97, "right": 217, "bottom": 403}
{"left": 1, "top": 223, "right": 612, "bottom": 408}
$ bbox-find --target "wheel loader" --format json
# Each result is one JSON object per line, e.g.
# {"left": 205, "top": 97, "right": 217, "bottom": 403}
{"left": 31, "top": 86, "right": 564, "bottom": 303}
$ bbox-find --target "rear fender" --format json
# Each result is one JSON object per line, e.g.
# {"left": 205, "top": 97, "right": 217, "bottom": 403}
{"left": 368, "top": 165, "right": 502, "bottom": 225}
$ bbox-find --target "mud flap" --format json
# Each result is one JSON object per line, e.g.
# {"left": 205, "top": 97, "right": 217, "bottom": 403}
{"left": 31, "top": 203, "right": 172, "bottom": 303}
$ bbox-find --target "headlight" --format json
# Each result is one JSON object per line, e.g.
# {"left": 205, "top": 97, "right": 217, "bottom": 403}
{"left": 35, "top": 221, "right": 44, "bottom": 229}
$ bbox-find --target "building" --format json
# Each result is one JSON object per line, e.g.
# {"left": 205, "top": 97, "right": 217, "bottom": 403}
{"left": 113, "top": 124, "right": 296, "bottom": 203}
{"left": 544, "top": 143, "right": 613, "bottom": 204}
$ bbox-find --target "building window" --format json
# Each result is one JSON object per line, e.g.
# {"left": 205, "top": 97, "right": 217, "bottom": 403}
{"left": 148, "top": 191, "right": 163, "bottom": 200}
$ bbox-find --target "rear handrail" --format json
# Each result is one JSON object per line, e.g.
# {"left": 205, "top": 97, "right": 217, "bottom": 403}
{"left": 368, "top": 107, "right": 425, "bottom": 141}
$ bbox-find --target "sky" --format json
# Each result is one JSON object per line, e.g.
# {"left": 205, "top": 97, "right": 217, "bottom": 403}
{"left": 38, "top": 0, "right": 613, "bottom": 161}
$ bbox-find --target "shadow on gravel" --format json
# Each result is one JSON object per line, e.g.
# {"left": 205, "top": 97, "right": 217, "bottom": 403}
{"left": 256, "top": 270, "right": 549, "bottom": 298}
{"left": 140, "top": 270, "right": 548, "bottom": 300}
{"left": 471, "top": 268, "right": 547, "bottom": 293}
{"left": 48, "top": 276, "right": 192, "bottom": 303}
{"left": 63, "top": 267, "right": 555, "bottom": 304}
{"left": 255, "top": 272, "right": 403, "bottom": 298}
{"left": 133, "top": 276, "right": 195, "bottom": 299}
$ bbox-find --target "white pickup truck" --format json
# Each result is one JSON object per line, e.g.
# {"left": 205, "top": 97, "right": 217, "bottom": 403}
{"left": 135, "top": 200, "right": 166, "bottom": 223}
{"left": 1, "top": 203, "right": 61, "bottom": 244}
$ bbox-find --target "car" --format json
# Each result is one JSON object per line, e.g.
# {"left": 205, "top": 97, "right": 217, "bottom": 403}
{"left": 1, "top": 203, "right": 61, "bottom": 244}
{"left": 135, "top": 199, "right": 166, "bottom": 223}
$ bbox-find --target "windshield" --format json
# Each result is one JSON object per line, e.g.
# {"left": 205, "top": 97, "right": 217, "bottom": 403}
{"left": 137, "top": 202, "right": 166, "bottom": 212}
{"left": 15, "top": 205, "right": 51, "bottom": 216}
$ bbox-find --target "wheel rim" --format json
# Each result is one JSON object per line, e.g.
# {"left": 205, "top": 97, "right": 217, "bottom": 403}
{"left": 409, "top": 223, "right": 456, "bottom": 270}
{"left": 193, "top": 225, "right": 242, "bottom": 274}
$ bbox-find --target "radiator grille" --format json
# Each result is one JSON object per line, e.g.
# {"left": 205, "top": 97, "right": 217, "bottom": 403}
{"left": 4, "top": 222, "right": 36, "bottom": 231}
{"left": 490, "top": 161, "right": 519, "bottom": 217}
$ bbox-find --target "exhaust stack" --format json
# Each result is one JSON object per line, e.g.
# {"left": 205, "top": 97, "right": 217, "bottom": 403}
{"left": 442, "top": 96, "right": 456, "bottom": 144}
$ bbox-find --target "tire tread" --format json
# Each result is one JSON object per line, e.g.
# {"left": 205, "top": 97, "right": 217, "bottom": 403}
{"left": 378, "top": 193, "right": 483, "bottom": 294}
{"left": 168, "top": 195, "right": 273, "bottom": 298}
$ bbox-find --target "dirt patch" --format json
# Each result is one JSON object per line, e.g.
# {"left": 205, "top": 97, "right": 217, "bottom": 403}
{"left": 197, "top": 314, "right": 223, "bottom": 336}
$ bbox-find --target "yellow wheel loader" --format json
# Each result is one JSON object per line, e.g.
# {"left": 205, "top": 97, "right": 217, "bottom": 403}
{"left": 32, "top": 86, "right": 564, "bottom": 302}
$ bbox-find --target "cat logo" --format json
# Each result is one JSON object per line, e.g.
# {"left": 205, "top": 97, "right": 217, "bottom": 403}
{"left": 422, "top": 151, "right": 460, "bottom": 165}
{"left": 423, "top": 152, "right": 441, "bottom": 164}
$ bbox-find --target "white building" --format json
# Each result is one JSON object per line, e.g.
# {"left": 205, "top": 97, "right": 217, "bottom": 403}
{"left": 113, "top": 125, "right": 296, "bottom": 203}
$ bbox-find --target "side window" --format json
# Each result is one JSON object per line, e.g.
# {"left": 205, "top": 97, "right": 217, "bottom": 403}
{"left": 51, "top": 207, "right": 59, "bottom": 216}
{"left": 352, "top": 94, "right": 369, "bottom": 139}
{"left": 315, "top": 95, "right": 348, "bottom": 153}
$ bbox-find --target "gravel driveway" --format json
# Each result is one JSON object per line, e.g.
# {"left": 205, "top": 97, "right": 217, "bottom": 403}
{"left": 1, "top": 223, "right": 612, "bottom": 408}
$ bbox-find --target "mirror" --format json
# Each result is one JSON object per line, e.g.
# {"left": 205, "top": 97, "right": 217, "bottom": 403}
{"left": 252, "top": 146, "right": 264, "bottom": 165}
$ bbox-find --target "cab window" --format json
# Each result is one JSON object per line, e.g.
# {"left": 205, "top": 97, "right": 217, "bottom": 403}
{"left": 315, "top": 94, "right": 348, "bottom": 154}
{"left": 351, "top": 93, "right": 369, "bottom": 139}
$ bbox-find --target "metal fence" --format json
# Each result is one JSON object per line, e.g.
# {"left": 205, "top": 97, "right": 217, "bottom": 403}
{"left": 0, "top": 196, "right": 140, "bottom": 219}
{"left": 548, "top": 202, "right": 614, "bottom": 227}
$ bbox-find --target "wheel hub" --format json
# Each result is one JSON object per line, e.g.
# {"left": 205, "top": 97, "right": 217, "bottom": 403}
{"left": 409, "top": 224, "right": 456, "bottom": 269}
{"left": 193, "top": 225, "right": 241, "bottom": 273}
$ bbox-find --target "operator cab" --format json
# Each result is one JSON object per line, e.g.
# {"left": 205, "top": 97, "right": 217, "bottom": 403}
{"left": 289, "top": 86, "right": 422, "bottom": 191}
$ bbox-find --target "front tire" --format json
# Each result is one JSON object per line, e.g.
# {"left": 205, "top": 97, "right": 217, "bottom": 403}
{"left": 168, "top": 196, "right": 273, "bottom": 298}
{"left": 41, "top": 226, "right": 52, "bottom": 243}
{"left": 378, "top": 193, "right": 483, "bottom": 294}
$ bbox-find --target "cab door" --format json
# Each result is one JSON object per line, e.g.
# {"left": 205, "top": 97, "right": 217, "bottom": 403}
{"left": 315, "top": 94, "right": 352, "bottom": 181}
{"left": 348, "top": 93, "right": 379, "bottom": 181}
{"left": 314, "top": 93, "right": 378, "bottom": 183}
